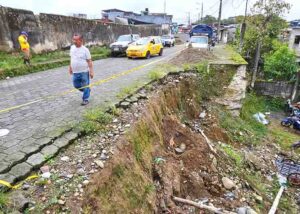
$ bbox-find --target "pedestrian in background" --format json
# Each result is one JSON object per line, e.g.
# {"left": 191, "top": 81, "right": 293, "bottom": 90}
{"left": 18, "top": 31, "right": 31, "bottom": 65}
{"left": 69, "top": 34, "right": 94, "bottom": 106}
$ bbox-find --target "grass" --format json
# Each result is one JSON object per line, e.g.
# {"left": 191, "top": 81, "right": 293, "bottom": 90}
{"left": 109, "top": 105, "right": 121, "bottom": 117}
{"left": 0, "top": 191, "right": 8, "bottom": 210}
{"left": 86, "top": 163, "right": 155, "bottom": 213}
{"left": 148, "top": 69, "right": 166, "bottom": 81}
{"left": 269, "top": 126, "right": 299, "bottom": 150}
{"left": 225, "top": 45, "right": 248, "bottom": 65}
{"left": 195, "top": 61, "right": 209, "bottom": 74}
{"left": 218, "top": 92, "right": 285, "bottom": 145}
{"left": 148, "top": 64, "right": 178, "bottom": 81}
{"left": 116, "top": 82, "right": 141, "bottom": 99}
{"left": 129, "top": 120, "right": 155, "bottom": 163}
{"left": 79, "top": 108, "right": 112, "bottom": 134}
{"left": 0, "top": 46, "right": 110, "bottom": 79}
{"left": 219, "top": 144, "right": 243, "bottom": 167}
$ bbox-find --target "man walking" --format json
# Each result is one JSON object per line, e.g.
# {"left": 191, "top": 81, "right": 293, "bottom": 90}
{"left": 69, "top": 34, "right": 94, "bottom": 105}
{"left": 18, "top": 31, "right": 31, "bottom": 65}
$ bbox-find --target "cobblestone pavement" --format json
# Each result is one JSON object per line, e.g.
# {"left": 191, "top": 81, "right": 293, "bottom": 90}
{"left": 0, "top": 45, "right": 185, "bottom": 183}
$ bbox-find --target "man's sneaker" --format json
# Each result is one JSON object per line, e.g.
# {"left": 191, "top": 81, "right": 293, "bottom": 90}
{"left": 81, "top": 100, "right": 89, "bottom": 106}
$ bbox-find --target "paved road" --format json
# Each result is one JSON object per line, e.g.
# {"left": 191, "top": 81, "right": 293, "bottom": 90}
{"left": 0, "top": 45, "right": 185, "bottom": 182}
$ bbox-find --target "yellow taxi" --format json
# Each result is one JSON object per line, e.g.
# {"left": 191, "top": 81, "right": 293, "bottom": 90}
{"left": 126, "top": 36, "right": 163, "bottom": 59}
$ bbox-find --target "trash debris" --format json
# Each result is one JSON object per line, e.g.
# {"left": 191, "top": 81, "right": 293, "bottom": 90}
{"left": 253, "top": 112, "right": 269, "bottom": 125}
{"left": 0, "top": 129, "right": 9, "bottom": 137}
{"left": 154, "top": 157, "right": 166, "bottom": 164}
{"left": 199, "top": 111, "right": 206, "bottom": 119}
{"left": 41, "top": 172, "right": 51, "bottom": 179}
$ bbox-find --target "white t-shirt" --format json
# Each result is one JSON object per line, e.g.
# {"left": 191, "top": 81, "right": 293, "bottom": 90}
{"left": 70, "top": 45, "right": 91, "bottom": 73}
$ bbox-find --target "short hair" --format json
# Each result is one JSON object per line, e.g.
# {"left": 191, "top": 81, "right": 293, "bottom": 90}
{"left": 73, "top": 33, "right": 83, "bottom": 40}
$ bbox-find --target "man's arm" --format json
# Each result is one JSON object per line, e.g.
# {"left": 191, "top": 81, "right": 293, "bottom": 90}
{"left": 87, "top": 59, "right": 94, "bottom": 79}
{"left": 69, "top": 65, "right": 73, "bottom": 75}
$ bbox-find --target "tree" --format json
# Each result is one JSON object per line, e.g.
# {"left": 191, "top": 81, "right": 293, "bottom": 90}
{"left": 221, "top": 17, "right": 237, "bottom": 25}
{"left": 202, "top": 15, "right": 217, "bottom": 25}
{"left": 264, "top": 41, "right": 298, "bottom": 81}
{"left": 249, "top": 0, "right": 290, "bottom": 87}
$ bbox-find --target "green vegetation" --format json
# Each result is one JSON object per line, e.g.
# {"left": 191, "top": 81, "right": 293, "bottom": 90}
{"left": 109, "top": 105, "right": 121, "bottom": 116}
{"left": 129, "top": 120, "right": 154, "bottom": 163}
{"left": 0, "top": 46, "right": 110, "bottom": 79}
{"left": 116, "top": 82, "right": 141, "bottom": 99}
{"left": 148, "top": 69, "right": 166, "bottom": 81}
{"left": 225, "top": 46, "right": 248, "bottom": 64}
{"left": 269, "top": 126, "right": 299, "bottom": 150}
{"left": 85, "top": 163, "right": 155, "bottom": 213}
{"left": 0, "top": 191, "right": 8, "bottom": 210}
{"left": 219, "top": 93, "right": 284, "bottom": 145}
{"left": 264, "top": 41, "right": 298, "bottom": 81}
{"left": 79, "top": 108, "right": 112, "bottom": 134}
{"left": 148, "top": 64, "right": 178, "bottom": 81}
{"left": 220, "top": 144, "right": 243, "bottom": 167}
{"left": 197, "top": 65, "right": 235, "bottom": 101}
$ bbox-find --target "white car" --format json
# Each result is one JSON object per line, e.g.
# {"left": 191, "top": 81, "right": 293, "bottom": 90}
{"left": 187, "top": 36, "right": 210, "bottom": 50}
{"left": 161, "top": 35, "right": 175, "bottom": 47}
{"left": 110, "top": 34, "right": 140, "bottom": 56}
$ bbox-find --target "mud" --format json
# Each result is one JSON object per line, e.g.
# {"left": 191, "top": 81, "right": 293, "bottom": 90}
{"left": 169, "top": 48, "right": 215, "bottom": 66}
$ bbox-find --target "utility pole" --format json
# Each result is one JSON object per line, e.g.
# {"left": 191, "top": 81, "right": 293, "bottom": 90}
{"left": 217, "top": 0, "right": 222, "bottom": 42}
{"left": 201, "top": 2, "right": 203, "bottom": 21}
{"left": 164, "top": 0, "right": 166, "bottom": 13}
{"left": 239, "top": 0, "right": 249, "bottom": 52}
{"left": 187, "top": 12, "right": 191, "bottom": 26}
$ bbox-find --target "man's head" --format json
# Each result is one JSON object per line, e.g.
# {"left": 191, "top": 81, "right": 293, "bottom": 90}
{"left": 21, "top": 31, "right": 28, "bottom": 38}
{"left": 73, "top": 34, "right": 83, "bottom": 47}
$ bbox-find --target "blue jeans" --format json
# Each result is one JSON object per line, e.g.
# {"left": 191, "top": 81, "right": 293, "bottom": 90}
{"left": 73, "top": 72, "right": 90, "bottom": 101}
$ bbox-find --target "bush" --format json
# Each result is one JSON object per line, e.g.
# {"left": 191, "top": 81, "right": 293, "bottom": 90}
{"left": 264, "top": 41, "right": 298, "bottom": 81}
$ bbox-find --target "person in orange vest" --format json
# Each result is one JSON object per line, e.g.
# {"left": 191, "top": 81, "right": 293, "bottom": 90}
{"left": 18, "top": 31, "right": 31, "bottom": 65}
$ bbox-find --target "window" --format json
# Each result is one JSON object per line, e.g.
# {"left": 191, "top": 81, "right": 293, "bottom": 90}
{"left": 294, "top": 36, "right": 300, "bottom": 45}
{"left": 135, "top": 38, "right": 150, "bottom": 45}
{"left": 190, "top": 37, "right": 208, "bottom": 44}
{"left": 117, "top": 35, "right": 132, "bottom": 42}
{"left": 154, "top": 38, "right": 160, "bottom": 44}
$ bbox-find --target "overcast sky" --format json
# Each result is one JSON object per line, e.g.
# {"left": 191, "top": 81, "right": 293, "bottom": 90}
{"left": 0, "top": 0, "right": 299, "bottom": 23}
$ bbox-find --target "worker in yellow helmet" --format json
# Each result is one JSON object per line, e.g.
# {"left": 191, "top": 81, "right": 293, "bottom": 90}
{"left": 18, "top": 31, "right": 31, "bottom": 65}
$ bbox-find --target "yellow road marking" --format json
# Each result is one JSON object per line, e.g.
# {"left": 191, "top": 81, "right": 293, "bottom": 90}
{"left": 0, "top": 47, "right": 184, "bottom": 115}
{"left": 0, "top": 174, "right": 38, "bottom": 189}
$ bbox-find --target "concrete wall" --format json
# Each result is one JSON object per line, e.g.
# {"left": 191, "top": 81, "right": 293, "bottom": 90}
{"left": 0, "top": 6, "right": 170, "bottom": 53}
{"left": 254, "top": 81, "right": 295, "bottom": 99}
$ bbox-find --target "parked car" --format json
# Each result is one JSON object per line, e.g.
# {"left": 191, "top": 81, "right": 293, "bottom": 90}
{"left": 186, "top": 36, "right": 210, "bottom": 50}
{"left": 110, "top": 34, "right": 140, "bottom": 56}
{"left": 126, "top": 36, "right": 163, "bottom": 59}
{"left": 161, "top": 35, "right": 175, "bottom": 47}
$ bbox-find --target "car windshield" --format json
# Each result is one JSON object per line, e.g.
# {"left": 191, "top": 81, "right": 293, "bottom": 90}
{"left": 190, "top": 37, "right": 208, "bottom": 44}
{"left": 117, "top": 35, "right": 132, "bottom": 42}
{"left": 162, "top": 35, "right": 171, "bottom": 39}
{"left": 135, "top": 38, "right": 150, "bottom": 45}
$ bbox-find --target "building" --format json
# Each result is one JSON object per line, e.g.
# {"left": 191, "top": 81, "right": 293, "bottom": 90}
{"left": 102, "top": 8, "right": 173, "bottom": 25}
{"left": 288, "top": 27, "right": 300, "bottom": 63}
{"left": 73, "top": 13, "right": 87, "bottom": 19}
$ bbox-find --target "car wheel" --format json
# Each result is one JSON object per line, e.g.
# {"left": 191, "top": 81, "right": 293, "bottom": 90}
{"left": 159, "top": 49, "right": 163, "bottom": 56}
{"left": 146, "top": 51, "right": 151, "bottom": 59}
{"left": 172, "top": 43, "right": 175, "bottom": 47}
{"left": 127, "top": 56, "right": 132, "bottom": 59}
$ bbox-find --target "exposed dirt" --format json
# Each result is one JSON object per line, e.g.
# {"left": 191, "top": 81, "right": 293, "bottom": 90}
{"left": 169, "top": 48, "right": 215, "bottom": 66}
